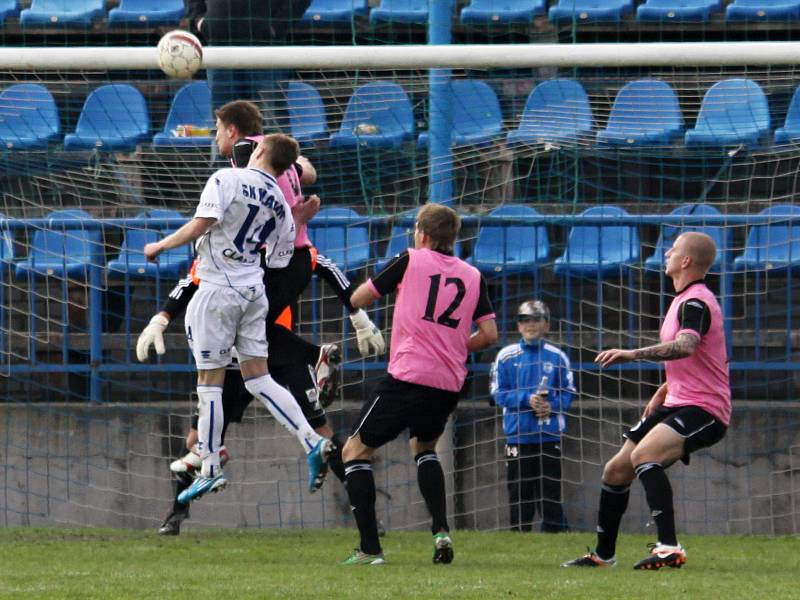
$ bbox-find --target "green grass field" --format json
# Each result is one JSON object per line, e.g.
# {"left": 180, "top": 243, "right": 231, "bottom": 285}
{"left": 1, "top": 529, "right": 798, "bottom": 599}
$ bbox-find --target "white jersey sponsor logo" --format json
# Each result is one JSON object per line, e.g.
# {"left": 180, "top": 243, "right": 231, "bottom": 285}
{"left": 193, "top": 167, "right": 295, "bottom": 287}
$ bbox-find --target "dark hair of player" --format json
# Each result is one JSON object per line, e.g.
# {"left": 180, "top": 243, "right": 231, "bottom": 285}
{"left": 416, "top": 203, "right": 460, "bottom": 253}
{"left": 214, "top": 100, "right": 263, "bottom": 136}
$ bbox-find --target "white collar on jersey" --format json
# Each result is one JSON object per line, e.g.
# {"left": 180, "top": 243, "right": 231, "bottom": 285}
{"left": 247, "top": 167, "right": 277, "bottom": 184}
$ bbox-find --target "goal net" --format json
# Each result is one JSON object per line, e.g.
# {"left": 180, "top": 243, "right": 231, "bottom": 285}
{"left": 1, "top": 43, "right": 798, "bottom": 536}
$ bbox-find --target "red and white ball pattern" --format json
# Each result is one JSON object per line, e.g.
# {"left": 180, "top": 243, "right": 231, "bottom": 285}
{"left": 157, "top": 30, "right": 203, "bottom": 80}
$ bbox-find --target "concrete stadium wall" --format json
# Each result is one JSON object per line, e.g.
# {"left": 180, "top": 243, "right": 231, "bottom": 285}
{"left": 1, "top": 401, "right": 798, "bottom": 535}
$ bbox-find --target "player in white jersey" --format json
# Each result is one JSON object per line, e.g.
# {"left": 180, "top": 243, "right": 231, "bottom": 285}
{"left": 144, "top": 134, "right": 333, "bottom": 503}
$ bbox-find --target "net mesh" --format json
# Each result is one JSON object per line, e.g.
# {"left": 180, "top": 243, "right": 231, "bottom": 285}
{"left": 0, "top": 29, "right": 799, "bottom": 534}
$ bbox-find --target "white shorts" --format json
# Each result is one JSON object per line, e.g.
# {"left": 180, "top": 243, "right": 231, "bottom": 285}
{"left": 184, "top": 281, "right": 269, "bottom": 370}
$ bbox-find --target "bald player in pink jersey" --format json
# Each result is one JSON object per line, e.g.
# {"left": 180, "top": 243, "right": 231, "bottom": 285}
{"left": 562, "top": 231, "right": 730, "bottom": 571}
{"left": 339, "top": 203, "right": 498, "bottom": 566}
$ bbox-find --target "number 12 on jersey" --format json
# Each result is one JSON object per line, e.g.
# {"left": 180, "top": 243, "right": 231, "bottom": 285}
{"left": 422, "top": 274, "right": 465, "bottom": 329}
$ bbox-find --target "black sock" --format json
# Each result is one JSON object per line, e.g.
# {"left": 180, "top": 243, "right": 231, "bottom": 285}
{"left": 595, "top": 482, "right": 630, "bottom": 560}
{"left": 636, "top": 462, "right": 677, "bottom": 547}
{"left": 415, "top": 450, "right": 449, "bottom": 535}
{"left": 171, "top": 472, "right": 193, "bottom": 514}
{"left": 328, "top": 433, "right": 346, "bottom": 483}
{"left": 344, "top": 459, "right": 382, "bottom": 555}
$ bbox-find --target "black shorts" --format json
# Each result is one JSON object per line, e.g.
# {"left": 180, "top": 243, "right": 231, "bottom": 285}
{"left": 624, "top": 404, "right": 727, "bottom": 463}
{"left": 351, "top": 374, "right": 459, "bottom": 449}
{"left": 265, "top": 246, "right": 313, "bottom": 325}
{"left": 190, "top": 366, "right": 325, "bottom": 430}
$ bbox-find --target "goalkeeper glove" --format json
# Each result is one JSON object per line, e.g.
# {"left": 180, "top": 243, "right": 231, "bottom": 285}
{"left": 349, "top": 309, "right": 385, "bottom": 357}
{"left": 136, "top": 313, "right": 170, "bottom": 362}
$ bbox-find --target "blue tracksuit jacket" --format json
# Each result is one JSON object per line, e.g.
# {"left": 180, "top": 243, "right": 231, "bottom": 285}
{"left": 490, "top": 338, "right": 576, "bottom": 444}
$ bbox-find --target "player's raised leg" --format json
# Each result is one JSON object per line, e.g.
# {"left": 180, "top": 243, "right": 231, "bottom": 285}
{"left": 239, "top": 354, "right": 333, "bottom": 493}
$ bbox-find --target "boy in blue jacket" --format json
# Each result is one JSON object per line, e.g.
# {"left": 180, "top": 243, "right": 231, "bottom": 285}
{"left": 490, "top": 300, "right": 574, "bottom": 532}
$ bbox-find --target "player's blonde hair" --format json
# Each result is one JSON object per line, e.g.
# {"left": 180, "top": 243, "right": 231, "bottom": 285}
{"left": 416, "top": 203, "right": 460, "bottom": 253}
{"left": 681, "top": 231, "right": 717, "bottom": 274}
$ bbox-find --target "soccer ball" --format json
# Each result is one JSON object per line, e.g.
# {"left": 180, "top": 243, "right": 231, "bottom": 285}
{"left": 157, "top": 30, "right": 203, "bottom": 79}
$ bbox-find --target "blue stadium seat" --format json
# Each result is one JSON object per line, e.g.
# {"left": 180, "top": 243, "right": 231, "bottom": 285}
{"left": 310, "top": 207, "right": 370, "bottom": 273}
{"left": 108, "top": 210, "right": 192, "bottom": 278}
{"left": 637, "top": 0, "right": 721, "bottom": 21}
{"left": 734, "top": 205, "right": 800, "bottom": 272}
{"left": 726, "top": 0, "right": 800, "bottom": 20}
{"left": 376, "top": 224, "right": 413, "bottom": 272}
{"left": 644, "top": 204, "right": 730, "bottom": 273}
{"left": 470, "top": 204, "right": 549, "bottom": 274}
{"left": 774, "top": 86, "right": 800, "bottom": 145}
{"left": 684, "top": 79, "right": 770, "bottom": 148}
{"left": 370, "top": 0, "right": 450, "bottom": 23}
{"left": 596, "top": 80, "right": 684, "bottom": 146}
{"left": 329, "top": 81, "right": 414, "bottom": 149}
{"left": 301, "top": 0, "right": 369, "bottom": 23}
{"left": 549, "top": 0, "right": 634, "bottom": 22}
{"left": 287, "top": 81, "right": 328, "bottom": 147}
{"left": 418, "top": 80, "right": 503, "bottom": 148}
{"left": 20, "top": 0, "right": 104, "bottom": 27}
{"left": 15, "top": 209, "right": 102, "bottom": 279}
{"left": 152, "top": 82, "right": 213, "bottom": 147}
{"left": 506, "top": 79, "right": 594, "bottom": 147}
{"left": 108, "top": 0, "right": 184, "bottom": 26}
{"left": 64, "top": 84, "right": 150, "bottom": 152}
{"left": 0, "top": 1, "right": 20, "bottom": 26}
{"left": 461, "top": 0, "right": 547, "bottom": 23}
{"left": 0, "top": 83, "right": 60, "bottom": 150}
{"left": 554, "top": 206, "right": 640, "bottom": 276}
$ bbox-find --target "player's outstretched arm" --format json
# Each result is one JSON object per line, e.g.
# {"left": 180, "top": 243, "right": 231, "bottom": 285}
{"left": 144, "top": 217, "right": 215, "bottom": 262}
{"left": 350, "top": 281, "right": 379, "bottom": 309}
{"left": 596, "top": 333, "right": 699, "bottom": 368}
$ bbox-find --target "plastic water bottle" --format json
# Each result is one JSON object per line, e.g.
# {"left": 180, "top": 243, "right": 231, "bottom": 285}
{"left": 537, "top": 375, "right": 549, "bottom": 426}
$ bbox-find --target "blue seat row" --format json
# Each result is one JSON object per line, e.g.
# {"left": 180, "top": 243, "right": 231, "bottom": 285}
{"left": 7, "top": 208, "right": 192, "bottom": 279}
{"left": 4, "top": 204, "right": 799, "bottom": 280}
{"left": 310, "top": 204, "right": 800, "bottom": 276}
{"left": 0, "top": 77, "right": 796, "bottom": 153}
{"left": 508, "top": 78, "right": 778, "bottom": 148}
{"left": 3, "top": 0, "right": 798, "bottom": 28}
{"left": 0, "top": 0, "right": 185, "bottom": 28}
{"left": 303, "top": 0, "right": 800, "bottom": 24}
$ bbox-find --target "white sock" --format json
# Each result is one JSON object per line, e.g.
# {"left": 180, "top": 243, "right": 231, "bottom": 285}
{"left": 196, "top": 385, "right": 224, "bottom": 478}
{"left": 245, "top": 374, "right": 322, "bottom": 453}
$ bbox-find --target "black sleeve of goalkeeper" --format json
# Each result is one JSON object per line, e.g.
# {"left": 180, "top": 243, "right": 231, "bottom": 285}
{"left": 161, "top": 274, "right": 199, "bottom": 320}
{"left": 314, "top": 252, "right": 356, "bottom": 313}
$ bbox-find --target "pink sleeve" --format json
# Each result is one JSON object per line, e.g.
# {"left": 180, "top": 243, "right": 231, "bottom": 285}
{"left": 367, "top": 279, "right": 382, "bottom": 298}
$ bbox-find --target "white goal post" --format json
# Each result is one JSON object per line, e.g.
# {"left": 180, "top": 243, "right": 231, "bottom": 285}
{"left": 1, "top": 41, "right": 800, "bottom": 70}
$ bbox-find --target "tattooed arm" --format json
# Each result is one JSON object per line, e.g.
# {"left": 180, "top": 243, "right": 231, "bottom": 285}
{"left": 595, "top": 333, "right": 700, "bottom": 368}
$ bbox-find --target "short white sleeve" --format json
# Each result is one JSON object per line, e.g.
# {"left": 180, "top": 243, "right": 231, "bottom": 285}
{"left": 195, "top": 169, "right": 235, "bottom": 222}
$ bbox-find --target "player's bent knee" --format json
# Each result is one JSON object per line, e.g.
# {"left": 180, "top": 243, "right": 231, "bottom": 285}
{"left": 342, "top": 435, "right": 372, "bottom": 462}
{"left": 602, "top": 458, "right": 634, "bottom": 486}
